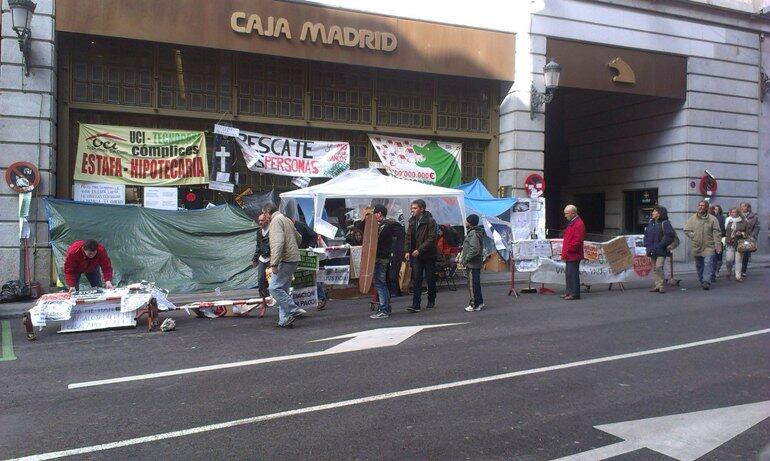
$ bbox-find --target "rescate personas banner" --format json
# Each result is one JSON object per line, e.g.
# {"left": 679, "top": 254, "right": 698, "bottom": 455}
{"left": 74, "top": 123, "right": 208, "bottom": 186}
{"left": 224, "top": 125, "right": 349, "bottom": 178}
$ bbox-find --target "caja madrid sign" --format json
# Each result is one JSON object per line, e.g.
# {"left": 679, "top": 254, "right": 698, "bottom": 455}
{"left": 74, "top": 124, "right": 208, "bottom": 187}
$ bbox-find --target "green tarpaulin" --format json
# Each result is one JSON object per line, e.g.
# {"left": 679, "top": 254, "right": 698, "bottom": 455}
{"left": 45, "top": 199, "right": 260, "bottom": 293}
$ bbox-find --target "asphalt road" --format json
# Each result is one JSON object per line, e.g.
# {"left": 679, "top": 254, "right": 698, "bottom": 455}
{"left": 1, "top": 267, "right": 769, "bottom": 460}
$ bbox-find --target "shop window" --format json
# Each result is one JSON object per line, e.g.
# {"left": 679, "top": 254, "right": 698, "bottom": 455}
{"left": 461, "top": 140, "right": 486, "bottom": 183}
{"left": 376, "top": 71, "right": 433, "bottom": 129}
{"left": 237, "top": 55, "right": 304, "bottom": 119}
{"left": 310, "top": 63, "right": 373, "bottom": 125}
{"left": 71, "top": 37, "right": 153, "bottom": 107}
{"left": 437, "top": 77, "right": 490, "bottom": 133}
{"left": 158, "top": 47, "right": 232, "bottom": 114}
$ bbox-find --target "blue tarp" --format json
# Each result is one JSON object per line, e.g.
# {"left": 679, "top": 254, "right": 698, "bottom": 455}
{"left": 458, "top": 179, "right": 517, "bottom": 218}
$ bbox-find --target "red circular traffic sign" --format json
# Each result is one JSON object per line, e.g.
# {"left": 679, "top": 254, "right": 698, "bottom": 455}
{"left": 524, "top": 173, "right": 545, "bottom": 198}
{"left": 699, "top": 175, "right": 717, "bottom": 197}
{"left": 5, "top": 161, "right": 40, "bottom": 193}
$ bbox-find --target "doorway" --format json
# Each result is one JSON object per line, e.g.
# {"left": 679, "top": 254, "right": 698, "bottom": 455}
{"left": 624, "top": 189, "right": 657, "bottom": 234}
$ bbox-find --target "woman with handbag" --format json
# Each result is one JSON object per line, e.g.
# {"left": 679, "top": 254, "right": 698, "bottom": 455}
{"left": 643, "top": 206, "right": 675, "bottom": 293}
{"left": 724, "top": 207, "right": 748, "bottom": 282}
{"left": 738, "top": 202, "right": 759, "bottom": 277}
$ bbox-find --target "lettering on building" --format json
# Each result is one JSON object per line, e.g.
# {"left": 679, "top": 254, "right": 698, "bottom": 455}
{"left": 230, "top": 13, "right": 398, "bottom": 52}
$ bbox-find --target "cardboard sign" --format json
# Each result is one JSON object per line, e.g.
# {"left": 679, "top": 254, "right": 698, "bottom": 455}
{"left": 73, "top": 182, "right": 126, "bottom": 205}
{"left": 316, "top": 266, "right": 350, "bottom": 285}
{"left": 59, "top": 303, "right": 136, "bottom": 333}
{"left": 291, "top": 285, "right": 318, "bottom": 310}
{"left": 297, "top": 249, "right": 320, "bottom": 271}
{"left": 604, "top": 237, "right": 634, "bottom": 274}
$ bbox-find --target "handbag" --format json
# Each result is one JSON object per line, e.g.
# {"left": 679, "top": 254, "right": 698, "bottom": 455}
{"left": 398, "top": 261, "right": 412, "bottom": 293}
{"left": 736, "top": 237, "right": 757, "bottom": 253}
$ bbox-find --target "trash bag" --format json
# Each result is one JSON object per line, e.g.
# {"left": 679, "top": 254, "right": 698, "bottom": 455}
{"left": 0, "top": 280, "right": 30, "bottom": 303}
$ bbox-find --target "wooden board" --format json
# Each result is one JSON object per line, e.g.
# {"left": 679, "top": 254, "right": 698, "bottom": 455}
{"left": 358, "top": 209, "right": 379, "bottom": 294}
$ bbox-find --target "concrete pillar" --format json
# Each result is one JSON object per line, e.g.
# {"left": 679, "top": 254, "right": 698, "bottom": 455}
{"left": 0, "top": 0, "right": 56, "bottom": 287}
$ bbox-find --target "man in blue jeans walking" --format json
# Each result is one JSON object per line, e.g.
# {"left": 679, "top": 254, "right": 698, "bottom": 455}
{"left": 263, "top": 204, "right": 306, "bottom": 328}
{"left": 370, "top": 205, "right": 400, "bottom": 319}
{"left": 684, "top": 200, "right": 722, "bottom": 290}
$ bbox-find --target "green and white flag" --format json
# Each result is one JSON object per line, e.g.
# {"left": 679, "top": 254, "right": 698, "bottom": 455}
{"left": 368, "top": 134, "right": 462, "bottom": 187}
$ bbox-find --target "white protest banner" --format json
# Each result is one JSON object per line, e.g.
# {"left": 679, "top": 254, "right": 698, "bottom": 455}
{"left": 73, "top": 182, "right": 126, "bottom": 205}
{"left": 317, "top": 266, "right": 350, "bottom": 285}
{"left": 514, "top": 235, "right": 653, "bottom": 285}
{"left": 235, "top": 129, "right": 349, "bottom": 178}
{"left": 59, "top": 303, "right": 136, "bottom": 333}
{"left": 349, "top": 246, "right": 362, "bottom": 279}
{"left": 511, "top": 198, "right": 545, "bottom": 241}
{"left": 368, "top": 134, "right": 462, "bottom": 187}
{"left": 291, "top": 285, "right": 318, "bottom": 310}
{"left": 143, "top": 187, "right": 178, "bottom": 210}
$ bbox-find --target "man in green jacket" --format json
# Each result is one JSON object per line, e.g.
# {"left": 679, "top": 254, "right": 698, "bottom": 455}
{"left": 460, "top": 214, "right": 485, "bottom": 312}
{"left": 683, "top": 200, "right": 722, "bottom": 290}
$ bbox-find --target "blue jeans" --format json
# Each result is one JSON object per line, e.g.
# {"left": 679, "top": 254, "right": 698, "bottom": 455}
{"left": 374, "top": 261, "right": 390, "bottom": 313}
{"left": 316, "top": 282, "right": 326, "bottom": 301}
{"left": 70, "top": 269, "right": 103, "bottom": 289}
{"left": 695, "top": 254, "right": 715, "bottom": 284}
{"left": 269, "top": 261, "right": 300, "bottom": 326}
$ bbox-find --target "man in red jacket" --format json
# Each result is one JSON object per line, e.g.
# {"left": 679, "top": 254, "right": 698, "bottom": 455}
{"left": 63, "top": 239, "right": 114, "bottom": 292}
{"left": 561, "top": 204, "right": 585, "bottom": 300}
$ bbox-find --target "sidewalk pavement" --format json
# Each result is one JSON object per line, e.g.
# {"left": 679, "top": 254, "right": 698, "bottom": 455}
{"left": 2, "top": 254, "right": 768, "bottom": 320}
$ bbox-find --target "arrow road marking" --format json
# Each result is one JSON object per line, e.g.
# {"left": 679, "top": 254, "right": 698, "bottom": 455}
{"left": 68, "top": 323, "right": 466, "bottom": 389}
{"left": 552, "top": 400, "right": 770, "bottom": 461}
{"left": 14, "top": 327, "right": 770, "bottom": 461}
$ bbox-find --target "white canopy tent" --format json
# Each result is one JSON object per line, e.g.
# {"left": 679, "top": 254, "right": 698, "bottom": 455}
{"left": 280, "top": 168, "right": 466, "bottom": 238}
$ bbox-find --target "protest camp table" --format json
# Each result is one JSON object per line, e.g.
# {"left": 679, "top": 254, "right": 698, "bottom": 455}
{"left": 22, "top": 285, "right": 172, "bottom": 341}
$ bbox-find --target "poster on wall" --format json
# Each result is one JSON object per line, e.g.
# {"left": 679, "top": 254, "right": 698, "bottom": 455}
{"left": 368, "top": 134, "right": 462, "bottom": 187}
{"left": 74, "top": 123, "right": 208, "bottom": 186}
{"left": 73, "top": 182, "right": 125, "bottom": 205}
{"left": 143, "top": 187, "right": 178, "bottom": 210}
{"left": 216, "top": 124, "right": 350, "bottom": 178}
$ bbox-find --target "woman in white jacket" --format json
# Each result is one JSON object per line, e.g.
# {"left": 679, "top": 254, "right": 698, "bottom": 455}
{"left": 724, "top": 208, "right": 748, "bottom": 282}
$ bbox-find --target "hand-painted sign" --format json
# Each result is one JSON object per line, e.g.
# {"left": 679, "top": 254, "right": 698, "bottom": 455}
{"left": 74, "top": 124, "right": 208, "bottom": 186}
{"left": 369, "top": 134, "right": 462, "bottom": 187}
{"left": 229, "top": 128, "right": 349, "bottom": 178}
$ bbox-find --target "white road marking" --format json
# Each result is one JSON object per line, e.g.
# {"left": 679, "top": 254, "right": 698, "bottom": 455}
{"left": 68, "top": 323, "right": 466, "bottom": 389}
{"left": 552, "top": 400, "right": 770, "bottom": 460}
{"left": 14, "top": 327, "right": 770, "bottom": 461}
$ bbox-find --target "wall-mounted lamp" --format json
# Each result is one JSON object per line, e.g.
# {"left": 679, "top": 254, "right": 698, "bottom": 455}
{"left": 761, "top": 68, "right": 769, "bottom": 103}
{"left": 530, "top": 58, "right": 562, "bottom": 119}
{"left": 8, "top": 0, "right": 37, "bottom": 76}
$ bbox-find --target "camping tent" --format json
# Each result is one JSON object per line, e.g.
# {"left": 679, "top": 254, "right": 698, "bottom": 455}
{"left": 458, "top": 178, "right": 517, "bottom": 218}
{"left": 280, "top": 168, "right": 466, "bottom": 238}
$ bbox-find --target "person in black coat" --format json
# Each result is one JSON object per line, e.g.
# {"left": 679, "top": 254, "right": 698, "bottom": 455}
{"left": 251, "top": 213, "right": 271, "bottom": 298}
{"left": 643, "top": 205, "right": 675, "bottom": 293}
{"left": 709, "top": 204, "right": 726, "bottom": 281}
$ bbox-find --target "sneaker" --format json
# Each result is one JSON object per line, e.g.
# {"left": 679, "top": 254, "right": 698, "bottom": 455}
{"left": 701, "top": 282, "right": 710, "bottom": 290}
{"left": 406, "top": 306, "right": 421, "bottom": 313}
{"left": 370, "top": 311, "right": 390, "bottom": 319}
{"left": 476, "top": 303, "right": 485, "bottom": 310}
{"left": 464, "top": 305, "right": 475, "bottom": 312}
{"left": 292, "top": 308, "right": 308, "bottom": 318}
{"left": 426, "top": 303, "right": 435, "bottom": 309}
{"left": 465, "top": 304, "right": 484, "bottom": 312}
{"left": 278, "top": 315, "right": 296, "bottom": 328}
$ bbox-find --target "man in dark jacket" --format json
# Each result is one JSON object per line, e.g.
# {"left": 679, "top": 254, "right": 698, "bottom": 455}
{"left": 63, "top": 239, "right": 114, "bottom": 292}
{"left": 643, "top": 206, "right": 675, "bottom": 293}
{"left": 561, "top": 204, "right": 585, "bottom": 300}
{"left": 251, "top": 213, "right": 271, "bottom": 298}
{"left": 404, "top": 199, "right": 438, "bottom": 312}
{"left": 460, "top": 214, "right": 485, "bottom": 312}
{"left": 370, "top": 205, "right": 400, "bottom": 319}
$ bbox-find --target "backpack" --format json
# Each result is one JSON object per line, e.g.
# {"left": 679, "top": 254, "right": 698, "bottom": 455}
{"left": 665, "top": 221, "right": 680, "bottom": 251}
{"left": 0, "top": 280, "right": 30, "bottom": 303}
